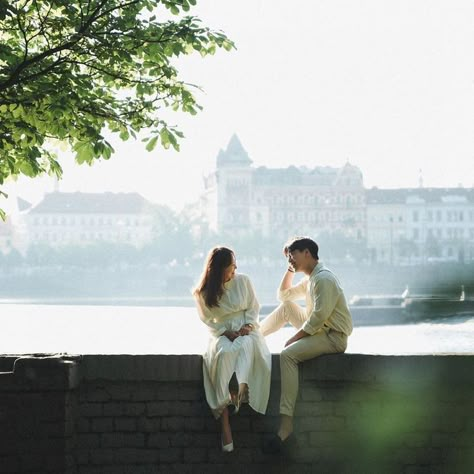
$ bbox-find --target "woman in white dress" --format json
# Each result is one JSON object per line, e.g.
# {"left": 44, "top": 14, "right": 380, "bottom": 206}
{"left": 194, "top": 247, "right": 271, "bottom": 452}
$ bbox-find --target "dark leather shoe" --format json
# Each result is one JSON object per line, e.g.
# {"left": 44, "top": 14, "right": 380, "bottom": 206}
{"left": 263, "top": 433, "right": 295, "bottom": 454}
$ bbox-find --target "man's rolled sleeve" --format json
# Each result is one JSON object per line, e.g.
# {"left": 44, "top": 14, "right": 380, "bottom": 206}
{"left": 278, "top": 279, "right": 307, "bottom": 302}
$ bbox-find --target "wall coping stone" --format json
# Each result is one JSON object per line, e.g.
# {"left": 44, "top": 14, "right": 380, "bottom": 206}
{"left": 0, "top": 353, "right": 81, "bottom": 391}
{"left": 1, "top": 352, "right": 472, "bottom": 387}
{"left": 77, "top": 353, "right": 474, "bottom": 387}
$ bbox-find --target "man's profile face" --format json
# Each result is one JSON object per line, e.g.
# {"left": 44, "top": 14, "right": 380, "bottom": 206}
{"left": 288, "top": 249, "right": 304, "bottom": 271}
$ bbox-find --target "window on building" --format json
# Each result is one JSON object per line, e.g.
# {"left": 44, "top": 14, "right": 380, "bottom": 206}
{"left": 413, "top": 211, "right": 419, "bottom": 222}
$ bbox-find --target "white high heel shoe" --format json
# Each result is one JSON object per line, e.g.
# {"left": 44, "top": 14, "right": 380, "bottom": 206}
{"left": 221, "top": 439, "right": 234, "bottom": 452}
{"left": 222, "top": 441, "right": 234, "bottom": 452}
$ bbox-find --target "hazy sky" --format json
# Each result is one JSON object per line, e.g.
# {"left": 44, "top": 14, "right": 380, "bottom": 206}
{"left": 3, "top": 0, "right": 474, "bottom": 213}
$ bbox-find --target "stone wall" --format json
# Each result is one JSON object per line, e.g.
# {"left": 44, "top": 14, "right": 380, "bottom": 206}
{"left": 0, "top": 353, "right": 472, "bottom": 474}
{"left": 0, "top": 354, "right": 80, "bottom": 474}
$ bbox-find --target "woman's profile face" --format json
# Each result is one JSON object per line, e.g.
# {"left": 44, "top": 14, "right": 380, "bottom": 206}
{"left": 223, "top": 255, "right": 237, "bottom": 283}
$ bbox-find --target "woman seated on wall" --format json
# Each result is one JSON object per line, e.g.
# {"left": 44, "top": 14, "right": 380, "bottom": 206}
{"left": 193, "top": 246, "right": 272, "bottom": 452}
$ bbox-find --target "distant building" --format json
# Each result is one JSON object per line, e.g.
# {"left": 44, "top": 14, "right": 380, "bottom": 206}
{"left": 367, "top": 187, "right": 474, "bottom": 264}
{"left": 0, "top": 196, "right": 31, "bottom": 255}
{"left": 22, "top": 192, "right": 156, "bottom": 248}
{"left": 202, "top": 134, "right": 366, "bottom": 241}
{"left": 0, "top": 220, "right": 15, "bottom": 255}
{"left": 202, "top": 135, "right": 474, "bottom": 264}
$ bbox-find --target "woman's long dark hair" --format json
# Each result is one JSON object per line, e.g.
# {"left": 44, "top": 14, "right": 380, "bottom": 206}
{"left": 194, "top": 247, "right": 235, "bottom": 308}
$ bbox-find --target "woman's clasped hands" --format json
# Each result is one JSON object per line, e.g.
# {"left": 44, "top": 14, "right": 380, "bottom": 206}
{"left": 224, "top": 324, "right": 253, "bottom": 341}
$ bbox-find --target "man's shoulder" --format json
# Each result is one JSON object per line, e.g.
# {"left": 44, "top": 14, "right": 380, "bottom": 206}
{"left": 312, "top": 265, "right": 339, "bottom": 283}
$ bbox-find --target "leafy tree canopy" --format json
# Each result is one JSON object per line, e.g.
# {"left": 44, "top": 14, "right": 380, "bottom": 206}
{"left": 0, "top": 0, "right": 234, "bottom": 218}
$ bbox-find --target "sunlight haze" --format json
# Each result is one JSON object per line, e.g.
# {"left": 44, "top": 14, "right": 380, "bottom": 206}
{"left": 4, "top": 0, "right": 474, "bottom": 213}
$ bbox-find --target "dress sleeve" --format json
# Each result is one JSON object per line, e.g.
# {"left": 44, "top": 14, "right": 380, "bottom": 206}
{"left": 302, "top": 276, "right": 339, "bottom": 335}
{"left": 194, "top": 293, "right": 227, "bottom": 337}
{"left": 243, "top": 275, "right": 261, "bottom": 328}
{"left": 278, "top": 277, "right": 307, "bottom": 302}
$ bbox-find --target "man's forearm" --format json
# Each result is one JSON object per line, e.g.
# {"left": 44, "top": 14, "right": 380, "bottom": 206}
{"left": 279, "top": 268, "right": 295, "bottom": 292}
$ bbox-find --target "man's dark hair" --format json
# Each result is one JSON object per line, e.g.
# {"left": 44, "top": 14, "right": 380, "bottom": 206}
{"left": 284, "top": 236, "right": 319, "bottom": 260}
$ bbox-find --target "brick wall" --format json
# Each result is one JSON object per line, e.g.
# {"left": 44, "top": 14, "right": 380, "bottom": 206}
{"left": 0, "top": 353, "right": 472, "bottom": 473}
{"left": 0, "top": 354, "right": 80, "bottom": 474}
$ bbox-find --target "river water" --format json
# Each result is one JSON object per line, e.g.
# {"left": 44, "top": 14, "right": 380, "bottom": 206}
{"left": 0, "top": 302, "right": 472, "bottom": 356}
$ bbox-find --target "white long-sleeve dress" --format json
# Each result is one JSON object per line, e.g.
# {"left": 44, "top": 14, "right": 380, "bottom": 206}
{"left": 195, "top": 273, "right": 272, "bottom": 418}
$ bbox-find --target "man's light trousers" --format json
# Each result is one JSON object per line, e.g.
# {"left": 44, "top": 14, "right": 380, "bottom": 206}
{"left": 260, "top": 301, "right": 348, "bottom": 416}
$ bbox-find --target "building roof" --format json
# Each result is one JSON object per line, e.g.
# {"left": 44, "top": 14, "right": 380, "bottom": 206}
{"left": 17, "top": 197, "right": 32, "bottom": 212}
{"left": 252, "top": 164, "right": 364, "bottom": 187}
{"left": 216, "top": 134, "right": 252, "bottom": 167}
{"left": 367, "top": 187, "right": 474, "bottom": 204}
{"left": 29, "top": 192, "right": 156, "bottom": 214}
{"left": 253, "top": 166, "right": 303, "bottom": 185}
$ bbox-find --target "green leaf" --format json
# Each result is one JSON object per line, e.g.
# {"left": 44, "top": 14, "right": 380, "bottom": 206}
{"left": 145, "top": 135, "right": 159, "bottom": 151}
{"left": 160, "top": 128, "right": 171, "bottom": 149}
{"left": 119, "top": 130, "right": 130, "bottom": 141}
{"left": 19, "top": 161, "right": 35, "bottom": 177}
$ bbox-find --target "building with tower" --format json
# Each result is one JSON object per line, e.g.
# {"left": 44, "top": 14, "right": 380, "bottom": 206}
{"left": 202, "top": 134, "right": 366, "bottom": 241}
{"left": 201, "top": 135, "right": 474, "bottom": 264}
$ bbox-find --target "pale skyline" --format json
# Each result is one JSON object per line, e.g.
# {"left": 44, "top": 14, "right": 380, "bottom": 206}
{"left": 3, "top": 0, "right": 474, "bottom": 214}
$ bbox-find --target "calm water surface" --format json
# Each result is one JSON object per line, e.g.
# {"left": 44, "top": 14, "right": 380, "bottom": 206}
{"left": 0, "top": 303, "right": 472, "bottom": 355}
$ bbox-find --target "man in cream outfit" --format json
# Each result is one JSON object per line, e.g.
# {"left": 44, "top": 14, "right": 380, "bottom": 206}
{"left": 261, "top": 236, "right": 353, "bottom": 453}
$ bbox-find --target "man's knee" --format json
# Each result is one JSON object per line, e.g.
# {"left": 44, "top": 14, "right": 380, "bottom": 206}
{"left": 280, "top": 346, "right": 298, "bottom": 365}
{"left": 280, "top": 300, "right": 299, "bottom": 311}
{"left": 279, "top": 300, "right": 300, "bottom": 318}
